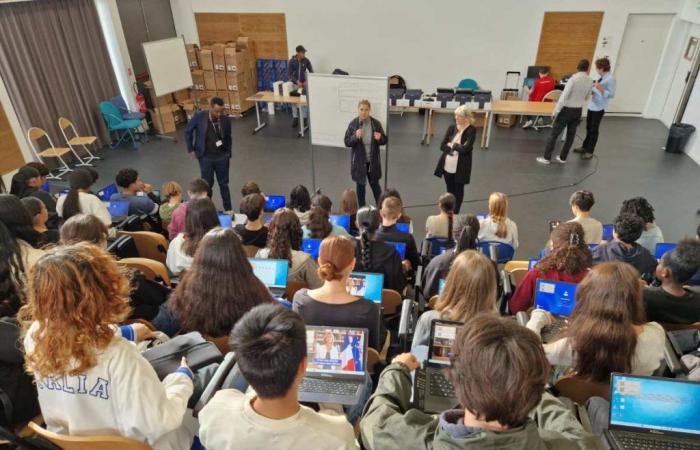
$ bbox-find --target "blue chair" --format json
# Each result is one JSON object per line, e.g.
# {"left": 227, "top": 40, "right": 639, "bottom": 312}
{"left": 109, "top": 95, "right": 145, "bottom": 121}
{"left": 478, "top": 241, "right": 515, "bottom": 264}
{"left": 457, "top": 78, "right": 479, "bottom": 90}
{"left": 424, "top": 237, "right": 455, "bottom": 258}
{"left": 99, "top": 101, "right": 144, "bottom": 149}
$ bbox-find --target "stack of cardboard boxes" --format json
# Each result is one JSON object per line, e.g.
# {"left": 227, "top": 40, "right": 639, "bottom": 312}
{"left": 144, "top": 81, "right": 193, "bottom": 134}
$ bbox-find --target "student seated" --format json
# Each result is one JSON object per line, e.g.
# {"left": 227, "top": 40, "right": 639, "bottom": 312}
{"left": 21, "top": 197, "right": 59, "bottom": 246}
{"left": 168, "top": 178, "right": 210, "bottom": 240}
{"left": 567, "top": 190, "right": 602, "bottom": 244}
{"left": 619, "top": 197, "right": 664, "bottom": 254}
{"left": 425, "top": 192, "right": 457, "bottom": 239}
{"left": 360, "top": 314, "right": 601, "bottom": 450}
{"left": 306, "top": 193, "right": 350, "bottom": 237}
{"left": 289, "top": 184, "right": 312, "bottom": 226}
{"left": 159, "top": 181, "right": 183, "bottom": 229}
{"left": 293, "top": 236, "right": 384, "bottom": 350}
{"left": 166, "top": 198, "right": 219, "bottom": 275}
{"left": 110, "top": 168, "right": 159, "bottom": 216}
{"left": 199, "top": 304, "right": 358, "bottom": 450}
{"left": 412, "top": 250, "right": 497, "bottom": 350}
{"left": 353, "top": 206, "right": 406, "bottom": 293}
{"left": 375, "top": 197, "right": 418, "bottom": 271}
{"left": 527, "top": 261, "right": 665, "bottom": 378}
{"left": 338, "top": 189, "right": 360, "bottom": 236}
{"left": 56, "top": 168, "right": 111, "bottom": 226}
{"left": 256, "top": 208, "right": 322, "bottom": 288}
{"left": 235, "top": 193, "right": 268, "bottom": 248}
{"left": 592, "top": 213, "right": 657, "bottom": 278}
{"left": 510, "top": 222, "right": 592, "bottom": 313}
{"left": 240, "top": 180, "right": 261, "bottom": 198}
{"left": 524, "top": 66, "right": 556, "bottom": 102}
{"left": 689, "top": 224, "right": 700, "bottom": 287}
{"left": 10, "top": 164, "right": 59, "bottom": 229}
{"left": 0, "top": 194, "right": 44, "bottom": 269}
{"left": 155, "top": 227, "right": 273, "bottom": 337}
{"left": 478, "top": 192, "right": 519, "bottom": 249}
{"left": 20, "top": 243, "right": 195, "bottom": 450}
{"left": 378, "top": 188, "right": 411, "bottom": 229}
{"left": 644, "top": 238, "right": 700, "bottom": 325}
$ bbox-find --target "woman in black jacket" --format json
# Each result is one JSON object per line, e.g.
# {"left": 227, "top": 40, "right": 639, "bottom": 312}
{"left": 343, "top": 99, "right": 388, "bottom": 207}
{"left": 434, "top": 106, "right": 476, "bottom": 214}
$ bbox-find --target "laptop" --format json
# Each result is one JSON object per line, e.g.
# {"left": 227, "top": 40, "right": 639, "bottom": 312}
{"left": 218, "top": 213, "right": 232, "bottom": 228}
{"left": 414, "top": 319, "right": 461, "bottom": 413}
{"left": 299, "top": 326, "right": 369, "bottom": 405}
{"left": 249, "top": 258, "right": 288, "bottom": 297}
{"left": 302, "top": 238, "right": 322, "bottom": 260}
{"left": 395, "top": 222, "right": 410, "bottom": 233}
{"left": 263, "top": 195, "right": 286, "bottom": 212}
{"left": 534, "top": 279, "right": 578, "bottom": 343}
{"left": 329, "top": 214, "right": 351, "bottom": 232}
{"left": 386, "top": 241, "right": 407, "bottom": 260}
{"left": 605, "top": 373, "right": 700, "bottom": 450}
{"left": 232, "top": 213, "right": 247, "bottom": 226}
{"left": 655, "top": 242, "right": 677, "bottom": 259}
{"left": 106, "top": 201, "right": 130, "bottom": 223}
{"left": 41, "top": 180, "right": 50, "bottom": 193}
{"left": 602, "top": 223, "right": 614, "bottom": 241}
{"left": 97, "top": 183, "right": 118, "bottom": 202}
{"left": 476, "top": 213, "right": 488, "bottom": 220}
{"left": 528, "top": 258, "right": 540, "bottom": 270}
{"left": 438, "top": 278, "right": 446, "bottom": 295}
{"left": 346, "top": 272, "right": 384, "bottom": 303}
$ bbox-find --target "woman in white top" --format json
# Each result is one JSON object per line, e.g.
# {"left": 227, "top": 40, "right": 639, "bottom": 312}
{"left": 166, "top": 197, "right": 219, "bottom": 275}
{"left": 567, "top": 190, "right": 602, "bottom": 244}
{"left": 20, "top": 243, "right": 195, "bottom": 450}
{"left": 620, "top": 197, "right": 664, "bottom": 254}
{"left": 527, "top": 261, "right": 665, "bottom": 380}
{"left": 56, "top": 169, "right": 111, "bottom": 226}
{"left": 425, "top": 192, "right": 457, "bottom": 239}
{"left": 478, "top": 192, "right": 519, "bottom": 249}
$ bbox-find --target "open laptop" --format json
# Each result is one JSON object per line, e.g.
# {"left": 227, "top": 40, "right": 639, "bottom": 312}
{"left": 602, "top": 223, "right": 614, "bottom": 241}
{"left": 263, "top": 195, "right": 285, "bottom": 212}
{"left": 106, "top": 201, "right": 130, "bottom": 223}
{"left": 528, "top": 258, "right": 540, "bottom": 270}
{"left": 302, "top": 238, "right": 321, "bottom": 260}
{"left": 249, "top": 258, "right": 288, "bottom": 297}
{"left": 218, "top": 213, "right": 232, "bottom": 228}
{"left": 655, "top": 242, "right": 677, "bottom": 259}
{"left": 438, "top": 278, "right": 446, "bottom": 295}
{"left": 346, "top": 272, "right": 383, "bottom": 303}
{"left": 97, "top": 183, "right": 118, "bottom": 202}
{"left": 299, "top": 326, "right": 369, "bottom": 405}
{"left": 329, "top": 214, "right": 351, "bottom": 232}
{"left": 395, "top": 222, "right": 410, "bottom": 233}
{"left": 534, "top": 279, "right": 578, "bottom": 343}
{"left": 414, "top": 319, "right": 461, "bottom": 413}
{"left": 606, "top": 373, "right": 700, "bottom": 450}
{"left": 387, "top": 241, "right": 407, "bottom": 260}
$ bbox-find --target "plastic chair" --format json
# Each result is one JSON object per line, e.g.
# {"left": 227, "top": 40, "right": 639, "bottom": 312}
{"left": 117, "top": 257, "right": 171, "bottom": 287}
{"left": 117, "top": 231, "right": 168, "bottom": 264}
{"left": 457, "top": 78, "right": 479, "bottom": 90}
{"left": 532, "top": 89, "right": 563, "bottom": 131}
{"left": 109, "top": 95, "right": 145, "bottom": 121}
{"left": 381, "top": 289, "right": 403, "bottom": 317}
{"left": 424, "top": 237, "right": 454, "bottom": 258}
{"left": 58, "top": 117, "right": 99, "bottom": 166}
{"left": 285, "top": 280, "right": 308, "bottom": 300}
{"left": 26, "top": 127, "right": 73, "bottom": 180}
{"left": 477, "top": 241, "right": 516, "bottom": 264}
{"left": 28, "top": 422, "right": 153, "bottom": 450}
{"left": 99, "top": 101, "right": 143, "bottom": 149}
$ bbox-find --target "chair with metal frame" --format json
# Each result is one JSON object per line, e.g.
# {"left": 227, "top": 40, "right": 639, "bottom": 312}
{"left": 26, "top": 127, "right": 73, "bottom": 180}
{"left": 532, "top": 89, "right": 563, "bottom": 131}
{"left": 99, "top": 101, "right": 143, "bottom": 149}
{"left": 58, "top": 117, "right": 100, "bottom": 166}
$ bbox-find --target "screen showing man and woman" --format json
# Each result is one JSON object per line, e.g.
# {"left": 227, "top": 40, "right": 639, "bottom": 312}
{"left": 329, "top": 214, "right": 351, "bottom": 232}
{"left": 346, "top": 272, "right": 384, "bottom": 303}
{"left": 97, "top": 183, "right": 118, "bottom": 202}
{"left": 387, "top": 241, "right": 407, "bottom": 260}
{"left": 428, "top": 321, "right": 459, "bottom": 367}
{"left": 535, "top": 280, "right": 578, "bottom": 317}
{"left": 306, "top": 327, "right": 366, "bottom": 376}
{"left": 302, "top": 238, "right": 321, "bottom": 260}
{"left": 264, "top": 195, "right": 286, "bottom": 212}
{"left": 218, "top": 213, "right": 233, "bottom": 228}
{"left": 610, "top": 374, "right": 700, "bottom": 436}
{"left": 249, "top": 258, "right": 288, "bottom": 289}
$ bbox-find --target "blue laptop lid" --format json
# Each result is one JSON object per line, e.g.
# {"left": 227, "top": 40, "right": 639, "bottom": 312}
{"left": 386, "top": 241, "right": 406, "bottom": 260}
{"left": 347, "top": 272, "right": 384, "bottom": 303}
{"left": 602, "top": 224, "right": 614, "bottom": 241}
{"left": 249, "top": 258, "right": 288, "bottom": 289}
{"left": 98, "top": 183, "right": 118, "bottom": 202}
{"left": 329, "top": 214, "right": 351, "bottom": 232}
{"left": 395, "top": 222, "right": 410, "bottom": 233}
{"left": 107, "top": 201, "right": 129, "bottom": 217}
{"left": 218, "top": 213, "right": 232, "bottom": 228}
{"left": 535, "top": 279, "right": 578, "bottom": 317}
{"left": 264, "top": 195, "right": 286, "bottom": 212}
{"left": 302, "top": 238, "right": 322, "bottom": 260}
{"left": 655, "top": 243, "right": 677, "bottom": 259}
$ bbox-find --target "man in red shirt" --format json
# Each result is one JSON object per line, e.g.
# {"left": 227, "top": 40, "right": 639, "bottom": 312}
{"left": 523, "top": 68, "right": 556, "bottom": 128}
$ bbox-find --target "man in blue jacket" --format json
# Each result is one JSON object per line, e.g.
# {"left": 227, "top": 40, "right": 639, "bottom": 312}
{"left": 185, "top": 97, "right": 233, "bottom": 211}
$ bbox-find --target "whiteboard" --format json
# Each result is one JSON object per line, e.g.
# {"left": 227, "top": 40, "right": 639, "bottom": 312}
{"left": 142, "top": 37, "right": 193, "bottom": 97}
{"left": 307, "top": 74, "right": 388, "bottom": 148}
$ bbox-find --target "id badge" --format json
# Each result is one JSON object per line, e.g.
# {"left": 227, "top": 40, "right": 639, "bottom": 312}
{"left": 215, "top": 140, "right": 223, "bottom": 147}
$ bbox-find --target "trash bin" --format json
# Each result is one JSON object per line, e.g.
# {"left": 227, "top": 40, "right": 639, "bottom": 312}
{"left": 665, "top": 123, "right": 696, "bottom": 154}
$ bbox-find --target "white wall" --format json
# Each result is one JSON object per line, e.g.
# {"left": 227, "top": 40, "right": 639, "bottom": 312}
{"left": 170, "top": 0, "right": 680, "bottom": 94}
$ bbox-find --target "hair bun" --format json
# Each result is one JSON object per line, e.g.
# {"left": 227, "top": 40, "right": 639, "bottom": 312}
{"left": 318, "top": 262, "right": 337, "bottom": 281}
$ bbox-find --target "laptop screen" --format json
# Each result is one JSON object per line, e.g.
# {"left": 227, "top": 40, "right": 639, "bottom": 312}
{"left": 41, "top": 180, "right": 50, "bottom": 192}
{"left": 655, "top": 243, "right": 677, "bottom": 259}
{"left": 249, "top": 258, "right": 288, "bottom": 289}
{"left": 535, "top": 279, "right": 577, "bottom": 317}
{"left": 302, "top": 238, "right": 321, "bottom": 260}
{"left": 329, "top": 214, "right": 351, "bottom": 232}
{"left": 438, "top": 278, "right": 446, "bottom": 295}
{"left": 428, "top": 320, "right": 461, "bottom": 366}
{"left": 264, "top": 195, "right": 286, "bottom": 212}
{"left": 97, "top": 183, "right": 118, "bottom": 202}
{"left": 305, "top": 326, "right": 367, "bottom": 376}
{"left": 610, "top": 374, "right": 700, "bottom": 438}
{"left": 395, "top": 222, "right": 410, "bottom": 233}
{"left": 387, "top": 241, "right": 406, "bottom": 260}
{"left": 346, "top": 272, "right": 384, "bottom": 303}
{"left": 528, "top": 258, "right": 540, "bottom": 270}
{"left": 218, "top": 213, "right": 232, "bottom": 228}
{"left": 602, "top": 223, "right": 614, "bottom": 241}
{"left": 107, "top": 201, "right": 129, "bottom": 218}
{"left": 476, "top": 214, "right": 487, "bottom": 220}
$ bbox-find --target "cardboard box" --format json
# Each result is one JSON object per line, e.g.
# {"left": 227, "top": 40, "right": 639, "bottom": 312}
{"left": 149, "top": 105, "right": 177, "bottom": 134}
{"left": 215, "top": 72, "right": 228, "bottom": 91}
{"left": 216, "top": 91, "right": 230, "bottom": 111}
{"left": 181, "top": 100, "right": 197, "bottom": 121}
{"left": 224, "top": 46, "right": 238, "bottom": 72}
{"left": 203, "top": 71, "right": 216, "bottom": 91}
{"left": 199, "top": 94, "right": 215, "bottom": 108}
{"left": 225, "top": 72, "right": 239, "bottom": 91}
{"left": 229, "top": 92, "right": 241, "bottom": 111}
{"left": 199, "top": 49, "right": 214, "bottom": 71}
{"left": 172, "top": 89, "right": 191, "bottom": 103}
{"left": 186, "top": 45, "right": 199, "bottom": 69}
{"left": 191, "top": 70, "right": 205, "bottom": 91}
{"left": 236, "top": 37, "right": 249, "bottom": 50}
{"left": 211, "top": 44, "right": 226, "bottom": 71}
{"left": 143, "top": 81, "right": 172, "bottom": 108}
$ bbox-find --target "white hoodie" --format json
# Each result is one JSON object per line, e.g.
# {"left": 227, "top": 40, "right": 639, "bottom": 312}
{"left": 24, "top": 323, "right": 195, "bottom": 450}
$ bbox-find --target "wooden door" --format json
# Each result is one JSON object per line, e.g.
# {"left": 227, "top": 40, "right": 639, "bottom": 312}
{"left": 0, "top": 101, "right": 25, "bottom": 176}
{"left": 536, "top": 12, "right": 604, "bottom": 79}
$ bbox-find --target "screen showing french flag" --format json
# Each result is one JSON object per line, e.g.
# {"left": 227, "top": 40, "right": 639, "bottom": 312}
{"left": 306, "top": 327, "right": 366, "bottom": 376}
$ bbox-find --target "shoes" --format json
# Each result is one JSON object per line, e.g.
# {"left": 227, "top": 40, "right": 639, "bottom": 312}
{"left": 522, "top": 120, "right": 533, "bottom": 129}
{"left": 291, "top": 118, "right": 299, "bottom": 128}
{"left": 581, "top": 153, "right": 594, "bottom": 160}
{"left": 536, "top": 157, "right": 551, "bottom": 165}
{"left": 555, "top": 156, "right": 566, "bottom": 164}
{"left": 573, "top": 147, "right": 585, "bottom": 154}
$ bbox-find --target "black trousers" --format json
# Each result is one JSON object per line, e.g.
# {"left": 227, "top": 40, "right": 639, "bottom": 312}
{"left": 357, "top": 163, "right": 381, "bottom": 207}
{"left": 543, "top": 107, "right": 582, "bottom": 161}
{"left": 199, "top": 157, "right": 232, "bottom": 211}
{"left": 443, "top": 172, "right": 464, "bottom": 214}
{"left": 582, "top": 109, "right": 605, "bottom": 154}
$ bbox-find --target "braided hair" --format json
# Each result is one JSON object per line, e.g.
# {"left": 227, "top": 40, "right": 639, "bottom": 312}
{"left": 356, "top": 206, "right": 379, "bottom": 271}
{"left": 537, "top": 222, "right": 591, "bottom": 274}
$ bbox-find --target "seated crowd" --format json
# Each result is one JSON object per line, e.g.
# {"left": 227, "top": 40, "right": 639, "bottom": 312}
{"left": 1, "top": 162, "right": 699, "bottom": 449}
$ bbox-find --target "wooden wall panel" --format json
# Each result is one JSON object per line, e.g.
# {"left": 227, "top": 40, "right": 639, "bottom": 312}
{"left": 0, "top": 101, "right": 25, "bottom": 176}
{"left": 195, "top": 13, "right": 288, "bottom": 60}
{"left": 535, "top": 12, "right": 604, "bottom": 79}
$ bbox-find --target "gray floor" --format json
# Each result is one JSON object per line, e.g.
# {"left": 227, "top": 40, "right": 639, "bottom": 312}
{"left": 87, "top": 110, "right": 700, "bottom": 259}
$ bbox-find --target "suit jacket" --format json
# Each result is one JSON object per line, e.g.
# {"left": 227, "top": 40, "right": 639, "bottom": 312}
{"left": 434, "top": 124, "right": 475, "bottom": 185}
{"left": 344, "top": 117, "right": 388, "bottom": 184}
{"left": 184, "top": 110, "right": 232, "bottom": 159}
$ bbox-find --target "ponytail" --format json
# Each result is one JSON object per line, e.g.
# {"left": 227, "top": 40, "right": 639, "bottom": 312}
{"left": 63, "top": 169, "right": 94, "bottom": 220}
{"left": 62, "top": 189, "right": 81, "bottom": 221}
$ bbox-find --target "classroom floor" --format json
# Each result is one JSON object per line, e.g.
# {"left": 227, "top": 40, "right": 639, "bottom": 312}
{"left": 87, "top": 110, "right": 700, "bottom": 259}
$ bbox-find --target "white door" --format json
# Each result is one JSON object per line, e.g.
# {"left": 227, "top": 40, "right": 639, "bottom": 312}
{"left": 609, "top": 14, "right": 674, "bottom": 114}
{"left": 661, "top": 23, "right": 700, "bottom": 126}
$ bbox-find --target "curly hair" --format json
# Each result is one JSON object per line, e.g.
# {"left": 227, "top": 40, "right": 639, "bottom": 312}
{"left": 19, "top": 243, "right": 131, "bottom": 378}
{"left": 306, "top": 206, "right": 332, "bottom": 239}
{"left": 266, "top": 208, "right": 302, "bottom": 266}
{"left": 620, "top": 197, "right": 655, "bottom": 224}
{"left": 537, "top": 222, "right": 592, "bottom": 274}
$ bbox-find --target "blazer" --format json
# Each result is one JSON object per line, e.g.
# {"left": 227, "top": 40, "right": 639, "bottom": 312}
{"left": 434, "top": 124, "right": 475, "bottom": 185}
{"left": 184, "top": 110, "right": 232, "bottom": 159}
{"left": 344, "top": 117, "right": 388, "bottom": 184}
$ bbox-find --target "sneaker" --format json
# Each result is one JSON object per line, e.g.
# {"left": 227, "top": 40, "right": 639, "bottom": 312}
{"left": 555, "top": 156, "right": 566, "bottom": 164}
{"left": 573, "top": 147, "right": 585, "bottom": 154}
{"left": 291, "top": 118, "right": 299, "bottom": 128}
{"left": 581, "top": 153, "right": 594, "bottom": 160}
{"left": 536, "top": 157, "right": 551, "bottom": 165}
{"left": 522, "top": 120, "right": 533, "bottom": 129}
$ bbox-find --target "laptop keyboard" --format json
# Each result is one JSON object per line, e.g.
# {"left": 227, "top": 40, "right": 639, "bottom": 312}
{"left": 613, "top": 431, "right": 700, "bottom": 449}
{"left": 428, "top": 371, "right": 456, "bottom": 398}
{"left": 299, "top": 378, "right": 359, "bottom": 397}
{"left": 541, "top": 318, "right": 567, "bottom": 343}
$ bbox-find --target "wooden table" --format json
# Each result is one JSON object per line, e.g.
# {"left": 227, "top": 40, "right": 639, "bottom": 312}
{"left": 425, "top": 107, "right": 490, "bottom": 146}
{"left": 483, "top": 100, "right": 556, "bottom": 148}
{"left": 246, "top": 91, "right": 309, "bottom": 137}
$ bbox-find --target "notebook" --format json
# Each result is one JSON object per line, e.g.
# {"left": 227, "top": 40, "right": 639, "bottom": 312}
{"left": 249, "top": 258, "right": 288, "bottom": 297}
{"left": 346, "top": 272, "right": 384, "bottom": 303}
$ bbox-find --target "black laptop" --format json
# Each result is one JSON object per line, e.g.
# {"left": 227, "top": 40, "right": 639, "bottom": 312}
{"left": 413, "top": 319, "right": 461, "bottom": 413}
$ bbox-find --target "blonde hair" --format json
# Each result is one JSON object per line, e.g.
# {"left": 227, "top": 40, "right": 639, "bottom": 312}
{"left": 161, "top": 181, "right": 183, "bottom": 200}
{"left": 488, "top": 192, "right": 509, "bottom": 239}
{"left": 454, "top": 105, "right": 475, "bottom": 124}
{"left": 435, "top": 250, "right": 497, "bottom": 321}
{"left": 381, "top": 196, "right": 402, "bottom": 221}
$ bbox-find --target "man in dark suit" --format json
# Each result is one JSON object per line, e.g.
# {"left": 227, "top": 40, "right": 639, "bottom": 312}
{"left": 185, "top": 97, "right": 233, "bottom": 211}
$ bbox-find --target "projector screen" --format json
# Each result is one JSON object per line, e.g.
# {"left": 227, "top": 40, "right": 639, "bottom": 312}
{"left": 142, "top": 37, "right": 193, "bottom": 97}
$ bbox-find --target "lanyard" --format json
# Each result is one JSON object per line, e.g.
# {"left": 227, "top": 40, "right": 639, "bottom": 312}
{"left": 209, "top": 113, "right": 221, "bottom": 138}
